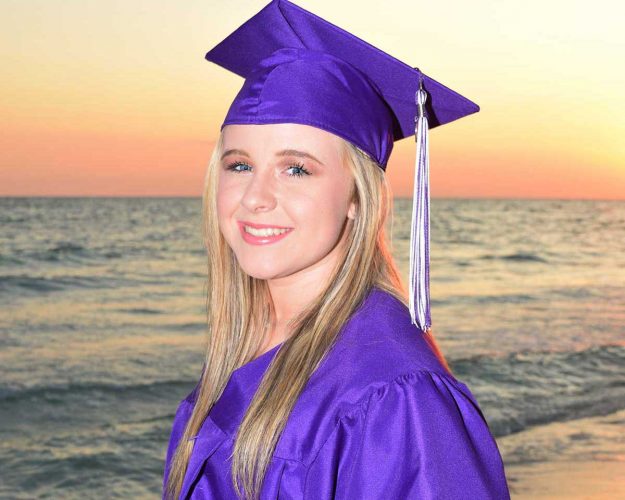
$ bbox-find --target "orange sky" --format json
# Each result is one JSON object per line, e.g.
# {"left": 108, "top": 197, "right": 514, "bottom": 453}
{"left": 1, "top": 0, "right": 623, "bottom": 199}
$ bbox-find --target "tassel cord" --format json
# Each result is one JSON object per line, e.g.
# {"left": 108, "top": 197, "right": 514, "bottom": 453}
{"left": 408, "top": 84, "right": 431, "bottom": 333}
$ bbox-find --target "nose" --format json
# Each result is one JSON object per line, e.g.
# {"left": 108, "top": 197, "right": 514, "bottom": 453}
{"left": 240, "top": 167, "right": 277, "bottom": 213}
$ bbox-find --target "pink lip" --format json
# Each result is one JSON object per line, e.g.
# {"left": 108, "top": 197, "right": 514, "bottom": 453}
{"left": 237, "top": 221, "right": 294, "bottom": 246}
{"left": 239, "top": 220, "right": 293, "bottom": 230}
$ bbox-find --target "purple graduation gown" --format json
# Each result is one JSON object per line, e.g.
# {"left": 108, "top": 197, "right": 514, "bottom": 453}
{"left": 163, "top": 287, "right": 511, "bottom": 499}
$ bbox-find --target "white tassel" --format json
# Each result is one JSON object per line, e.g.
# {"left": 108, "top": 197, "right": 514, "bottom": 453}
{"left": 408, "top": 77, "right": 431, "bottom": 334}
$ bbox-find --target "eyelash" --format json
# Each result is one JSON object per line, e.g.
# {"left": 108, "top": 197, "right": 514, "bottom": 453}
{"left": 225, "top": 161, "right": 311, "bottom": 178}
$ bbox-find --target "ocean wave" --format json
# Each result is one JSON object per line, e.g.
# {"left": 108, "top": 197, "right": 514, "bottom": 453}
{"left": 450, "top": 343, "right": 625, "bottom": 437}
{"left": 116, "top": 307, "right": 164, "bottom": 315}
{"left": 28, "top": 243, "right": 123, "bottom": 263}
{"left": 0, "top": 378, "right": 197, "bottom": 405}
{"left": 479, "top": 252, "right": 548, "bottom": 263}
{"left": 0, "top": 254, "right": 26, "bottom": 266}
{"left": 438, "top": 292, "right": 538, "bottom": 305}
{"left": 0, "top": 274, "right": 120, "bottom": 294}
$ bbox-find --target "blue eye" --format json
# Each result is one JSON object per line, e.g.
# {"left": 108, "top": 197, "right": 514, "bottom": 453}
{"left": 225, "top": 161, "right": 311, "bottom": 178}
{"left": 286, "top": 162, "right": 312, "bottom": 177}
{"left": 226, "top": 161, "right": 251, "bottom": 173}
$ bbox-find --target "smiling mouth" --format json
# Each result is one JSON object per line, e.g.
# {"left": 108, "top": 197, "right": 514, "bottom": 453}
{"left": 238, "top": 222, "right": 294, "bottom": 245}
{"left": 243, "top": 225, "right": 292, "bottom": 237}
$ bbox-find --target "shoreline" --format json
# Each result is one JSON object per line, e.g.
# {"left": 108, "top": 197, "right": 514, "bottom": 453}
{"left": 497, "top": 409, "right": 625, "bottom": 498}
{"left": 506, "top": 460, "right": 625, "bottom": 499}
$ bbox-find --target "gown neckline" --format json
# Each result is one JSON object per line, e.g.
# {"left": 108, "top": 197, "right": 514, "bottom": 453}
{"left": 233, "top": 340, "right": 285, "bottom": 375}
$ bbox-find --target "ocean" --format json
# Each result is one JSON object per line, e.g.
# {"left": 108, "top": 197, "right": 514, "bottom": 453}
{"left": 1, "top": 197, "right": 623, "bottom": 498}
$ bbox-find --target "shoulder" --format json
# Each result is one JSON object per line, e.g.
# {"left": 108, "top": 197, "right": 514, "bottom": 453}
{"left": 340, "top": 368, "right": 484, "bottom": 428}
{"left": 275, "top": 287, "right": 485, "bottom": 461}
{"left": 302, "top": 368, "right": 510, "bottom": 499}
{"left": 320, "top": 286, "right": 464, "bottom": 405}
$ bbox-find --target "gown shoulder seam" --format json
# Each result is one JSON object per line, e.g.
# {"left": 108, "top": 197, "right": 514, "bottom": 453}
{"left": 304, "top": 368, "right": 466, "bottom": 469}
{"left": 339, "top": 368, "right": 464, "bottom": 419}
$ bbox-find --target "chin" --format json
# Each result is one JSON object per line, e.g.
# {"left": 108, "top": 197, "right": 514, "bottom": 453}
{"left": 238, "top": 261, "right": 289, "bottom": 280}
{"left": 242, "top": 270, "right": 288, "bottom": 281}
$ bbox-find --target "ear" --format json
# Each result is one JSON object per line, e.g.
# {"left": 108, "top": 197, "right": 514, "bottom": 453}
{"left": 347, "top": 200, "right": 357, "bottom": 220}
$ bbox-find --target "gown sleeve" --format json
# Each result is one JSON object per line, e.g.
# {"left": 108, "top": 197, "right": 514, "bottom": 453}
{"left": 162, "top": 381, "right": 200, "bottom": 496}
{"left": 330, "top": 370, "right": 511, "bottom": 499}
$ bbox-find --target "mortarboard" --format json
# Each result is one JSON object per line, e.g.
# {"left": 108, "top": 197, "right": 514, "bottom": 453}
{"left": 204, "top": 0, "right": 480, "bottom": 334}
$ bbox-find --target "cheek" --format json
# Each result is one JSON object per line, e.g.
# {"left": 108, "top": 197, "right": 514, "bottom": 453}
{"left": 216, "top": 189, "right": 228, "bottom": 217}
{"left": 215, "top": 191, "right": 226, "bottom": 223}
{"left": 289, "top": 186, "right": 348, "bottom": 239}
{"left": 216, "top": 183, "right": 239, "bottom": 234}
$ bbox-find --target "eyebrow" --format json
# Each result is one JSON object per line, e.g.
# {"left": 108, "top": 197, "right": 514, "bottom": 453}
{"left": 221, "top": 148, "right": 325, "bottom": 166}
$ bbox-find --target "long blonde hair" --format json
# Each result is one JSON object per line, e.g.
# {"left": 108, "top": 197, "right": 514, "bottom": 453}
{"left": 164, "top": 129, "right": 452, "bottom": 499}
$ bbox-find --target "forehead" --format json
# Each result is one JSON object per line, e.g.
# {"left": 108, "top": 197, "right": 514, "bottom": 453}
{"left": 222, "top": 123, "right": 342, "bottom": 159}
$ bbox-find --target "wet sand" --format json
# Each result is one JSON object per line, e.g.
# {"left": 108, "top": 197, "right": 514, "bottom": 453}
{"left": 507, "top": 460, "right": 625, "bottom": 499}
{"left": 498, "top": 409, "right": 625, "bottom": 498}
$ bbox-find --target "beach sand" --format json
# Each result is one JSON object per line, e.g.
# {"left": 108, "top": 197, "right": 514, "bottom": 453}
{"left": 498, "top": 409, "right": 625, "bottom": 499}
{"left": 507, "top": 460, "right": 625, "bottom": 499}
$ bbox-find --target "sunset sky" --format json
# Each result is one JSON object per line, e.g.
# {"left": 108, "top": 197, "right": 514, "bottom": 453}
{"left": 1, "top": 0, "right": 623, "bottom": 199}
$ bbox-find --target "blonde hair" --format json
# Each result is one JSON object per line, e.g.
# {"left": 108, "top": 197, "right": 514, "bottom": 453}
{"left": 164, "top": 129, "right": 452, "bottom": 499}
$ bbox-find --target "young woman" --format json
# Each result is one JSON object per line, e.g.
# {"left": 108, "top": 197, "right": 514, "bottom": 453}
{"left": 163, "top": 1, "right": 511, "bottom": 499}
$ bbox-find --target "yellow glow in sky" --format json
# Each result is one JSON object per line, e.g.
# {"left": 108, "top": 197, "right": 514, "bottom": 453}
{"left": 1, "top": 0, "right": 623, "bottom": 198}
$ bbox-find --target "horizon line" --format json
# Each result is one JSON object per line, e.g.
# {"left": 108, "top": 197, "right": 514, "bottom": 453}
{"left": 1, "top": 195, "right": 624, "bottom": 202}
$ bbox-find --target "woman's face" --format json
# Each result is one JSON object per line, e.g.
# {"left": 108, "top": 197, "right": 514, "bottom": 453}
{"left": 217, "top": 123, "right": 356, "bottom": 286}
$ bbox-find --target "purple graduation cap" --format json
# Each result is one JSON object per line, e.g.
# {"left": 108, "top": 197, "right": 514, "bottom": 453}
{"left": 205, "top": 0, "right": 480, "bottom": 334}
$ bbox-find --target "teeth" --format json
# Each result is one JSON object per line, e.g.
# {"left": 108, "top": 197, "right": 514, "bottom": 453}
{"left": 244, "top": 225, "right": 291, "bottom": 237}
